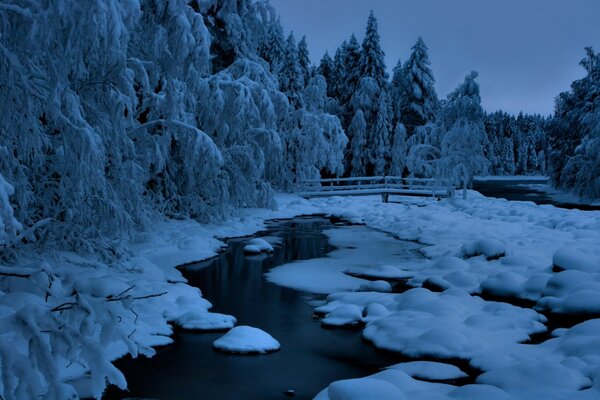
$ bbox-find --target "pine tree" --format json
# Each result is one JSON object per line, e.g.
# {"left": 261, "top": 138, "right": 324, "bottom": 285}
{"left": 280, "top": 32, "right": 305, "bottom": 108}
{"left": 439, "top": 71, "right": 489, "bottom": 197}
{"left": 349, "top": 110, "right": 368, "bottom": 176}
{"left": 399, "top": 37, "right": 438, "bottom": 134}
{"left": 390, "top": 58, "right": 404, "bottom": 122}
{"left": 340, "top": 34, "right": 363, "bottom": 106}
{"left": 318, "top": 51, "right": 334, "bottom": 92}
{"left": 360, "top": 11, "right": 388, "bottom": 88}
{"left": 298, "top": 35, "right": 311, "bottom": 87}
{"left": 390, "top": 123, "right": 408, "bottom": 176}
{"left": 261, "top": 17, "right": 286, "bottom": 75}
{"left": 372, "top": 90, "right": 392, "bottom": 175}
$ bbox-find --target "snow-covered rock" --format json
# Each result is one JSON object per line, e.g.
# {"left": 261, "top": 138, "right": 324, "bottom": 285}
{"left": 461, "top": 238, "right": 506, "bottom": 260}
{"left": 552, "top": 247, "right": 598, "bottom": 273}
{"left": 358, "top": 280, "right": 392, "bottom": 293}
{"left": 388, "top": 361, "right": 468, "bottom": 381}
{"left": 322, "top": 304, "right": 363, "bottom": 327}
{"left": 243, "top": 238, "right": 274, "bottom": 254}
{"left": 212, "top": 326, "right": 280, "bottom": 354}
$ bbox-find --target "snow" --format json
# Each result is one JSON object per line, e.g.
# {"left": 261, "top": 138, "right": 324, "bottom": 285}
{"left": 243, "top": 238, "right": 274, "bottom": 254}
{"left": 461, "top": 238, "right": 506, "bottom": 260}
{"left": 265, "top": 226, "right": 422, "bottom": 294}
{"left": 273, "top": 193, "right": 600, "bottom": 400}
{"left": 358, "top": 280, "right": 392, "bottom": 293}
{"left": 552, "top": 247, "right": 598, "bottom": 273}
{"left": 321, "top": 304, "right": 364, "bottom": 327}
{"left": 212, "top": 326, "right": 281, "bottom": 354}
{"left": 388, "top": 361, "right": 468, "bottom": 381}
{"left": 474, "top": 175, "right": 549, "bottom": 182}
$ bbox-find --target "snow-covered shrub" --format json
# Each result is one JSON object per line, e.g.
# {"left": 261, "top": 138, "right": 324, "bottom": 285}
{"left": 0, "top": 174, "right": 21, "bottom": 248}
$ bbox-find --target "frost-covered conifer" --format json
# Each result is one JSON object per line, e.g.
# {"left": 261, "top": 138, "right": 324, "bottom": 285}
{"left": 399, "top": 37, "right": 438, "bottom": 133}
{"left": 439, "top": 72, "right": 489, "bottom": 197}
{"left": 298, "top": 35, "right": 312, "bottom": 86}
{"left": 390, "top": 123, "right": 408, "bottom": 176}
{"left": 280, "top": 33, "right": 305, "bottom": 107}
{"left": 372, "top": 90, "right": 392, "bottom": 175}
{"left": 349, "top": 111, "right": 368, "bottom": 176}
{"left": 360, "top": 11, "right": 388, "bottom": 88}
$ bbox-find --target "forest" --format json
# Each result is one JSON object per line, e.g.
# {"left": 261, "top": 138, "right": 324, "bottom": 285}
{"left": 0, "top": 1, "right": 599, "bottom": 399}
{"left": 1, "top": 0, "right": 597, "bottom": 252}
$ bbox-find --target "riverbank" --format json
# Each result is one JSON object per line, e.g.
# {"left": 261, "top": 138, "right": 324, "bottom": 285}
{"left": 2, "top": 192, "right": 600, "bottom": 399}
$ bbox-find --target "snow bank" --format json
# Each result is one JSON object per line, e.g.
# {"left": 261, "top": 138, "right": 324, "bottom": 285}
{"left": 212, "top": 326, "right": 280, "bottom": 354}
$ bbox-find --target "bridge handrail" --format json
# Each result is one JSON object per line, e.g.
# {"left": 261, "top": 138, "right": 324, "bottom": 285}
{"left": 298, "top": 176, "right": 455, "bottom": 199}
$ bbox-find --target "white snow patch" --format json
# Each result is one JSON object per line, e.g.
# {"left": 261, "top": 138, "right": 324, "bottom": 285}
{"left": 389, "top": 361, "right": 468, "bottom": 381}
{"left": 212, "top": 326, "right": 280, "bottom": 354}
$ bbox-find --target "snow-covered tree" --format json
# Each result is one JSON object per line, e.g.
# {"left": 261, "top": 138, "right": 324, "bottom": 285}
{"left": 399, "top": 37, "right": 438, "bottom": 134}
{"left": 349, "top": 111, "right": 368, "bottom": 176}
{"left": 360, "top": 11, "right": 388, "bottom": 88}
{"left": 318, "top": 51, "right": 334, "bottom": 97}
{"left": 371, "top": 90, "right": 393, "bottom": 175}
{"left": 298, "top": 35, "right": 312, "bottom": 86}
{"left": 390, "top": 123, "right": 408, "bottom": 176}
{"left": 279, "top": 32, "right": 305, "bottom": 107}
{"left": 438, "top": 71, "right": 489, "bottom": 197}
{"left": 260, "top": 17, "right": 286, "bottom": 74}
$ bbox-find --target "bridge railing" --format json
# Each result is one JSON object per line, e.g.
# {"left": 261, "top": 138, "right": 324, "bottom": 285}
{"left": 299, "top": 176, "right": 455, "bottom": 199}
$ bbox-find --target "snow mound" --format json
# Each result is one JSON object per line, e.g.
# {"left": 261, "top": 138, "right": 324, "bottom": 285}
{"left": 362, "top": 303, "right": 390, "bottom": 323}
{"left": 362, "top": 288, "right": 546, "bottom": 359}
{"left": 243, "top": 238, "right": 274, "bottom": 254}
{"left": 389, "top": 361, "right": 468, "bottom": 381}
{"left": 461, "top": 239, "right": 506, "bottom": 260}
{"left": 176, "top": 311, "right": 236, "bottom": 330}
{"left": 552, "top": 247, "right": 598, "bottom": 273}
{"left": 212, "top": 326, "right": 280, "bottom": 354}
{"left": 322, "top": 304, "right": 363, "bottom": 327}
{"left": 344, "top": 264, "right": 413, "bottom": 280}
{"left": 326, "top": 378, "right": 405, "bottom": 400}
{"left": 358, "top": 280, "right": 392, "bottom": 293}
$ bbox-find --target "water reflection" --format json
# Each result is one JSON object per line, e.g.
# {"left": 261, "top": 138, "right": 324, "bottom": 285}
{"left": 104, "top": 217, "right": 404, "bottom": 400}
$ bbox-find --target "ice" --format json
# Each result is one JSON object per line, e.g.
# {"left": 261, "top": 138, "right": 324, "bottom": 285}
{"left": 266, "top": 226, "right": 421, "bottom": 294}
{"left": 321, "top": 304, "right": 363, "bottom": 327}
{"left": 212, "top": 326, "right": 280, "bottom": 354}
{"left": 243, "top": 238, "right": 274, "bottom": 254}
{"left": 389, "top": 361, "right": 468, "bottom": 381}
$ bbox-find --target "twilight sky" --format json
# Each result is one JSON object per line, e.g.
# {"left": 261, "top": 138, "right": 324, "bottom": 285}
{"left": 269, "top": 0, "right": 600, "bottom": 115}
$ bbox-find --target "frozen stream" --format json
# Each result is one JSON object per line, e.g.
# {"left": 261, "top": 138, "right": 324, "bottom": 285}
{"left": 104, "top": 216, "right": 425, "bottom": 400}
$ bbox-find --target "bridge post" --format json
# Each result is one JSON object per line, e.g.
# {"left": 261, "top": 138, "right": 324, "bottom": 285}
{"left": 381, "top": 194, "right": 389, "bottom": 203}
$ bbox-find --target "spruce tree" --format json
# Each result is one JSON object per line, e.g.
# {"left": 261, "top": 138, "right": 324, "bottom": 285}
{"left": 360, "top": 11, "right": 388, "bottom": 88}
{"left": 298, "top": 35, "right": 311, "bottom": 87}
{"left": 280, "top": 32, "right": 305, "bottom": 107}
{"left": 317, "top": 51, "right": 333, "bottom": 97}
{"left": 400, "top": 37, "right": 438, "bottom": 134}
{"left": 372, "top": 90, "right": 392, "bottom": 175}
{"left": 439, "top": 71, "right": 489, "bottom": 198}
{"left": 349, "top": 110, "right": 368, "bottom": 176}
{"left": 390, "top": 123, "right": 408, "bottom": 176}
{"left": 261, "top": 17, "right": 286, "bottom": 75}
{"left": 390, "top": 58, "right": 404, "bottom": 122}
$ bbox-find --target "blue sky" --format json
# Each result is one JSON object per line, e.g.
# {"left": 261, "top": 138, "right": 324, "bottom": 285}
{"left": 270, "top": 0, "right": 600, "bottom": 115}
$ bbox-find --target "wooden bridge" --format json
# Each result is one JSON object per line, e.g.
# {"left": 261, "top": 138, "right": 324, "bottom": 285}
{"left": 299, "top": 176, "right": 455, "bottom": 203}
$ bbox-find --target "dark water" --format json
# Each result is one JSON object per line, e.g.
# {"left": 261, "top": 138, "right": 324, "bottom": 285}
{"left": 104, "top": 217, "right": 405, "bottom": 400}
{"left": 473, "top": 179, "right": 600, "bottom": 211}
